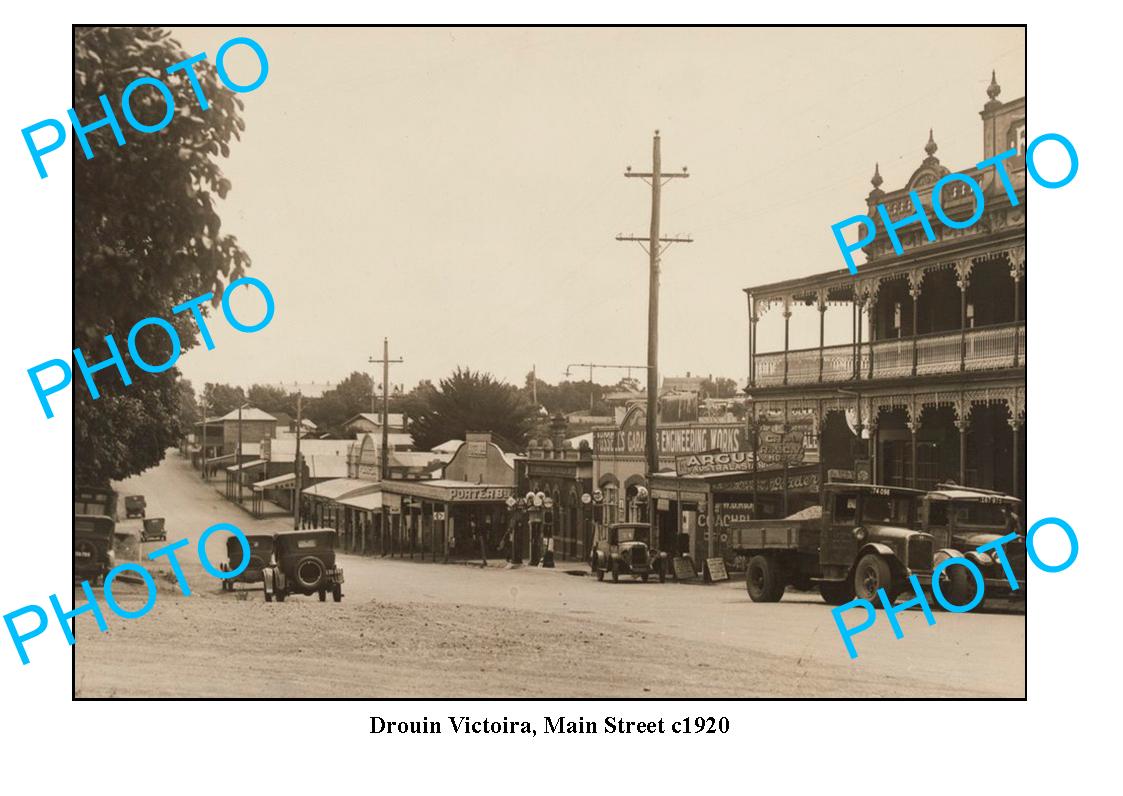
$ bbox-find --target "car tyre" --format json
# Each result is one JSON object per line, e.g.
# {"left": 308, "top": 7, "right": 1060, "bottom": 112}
{"left": 611, "top": 559, "right": 620, "bottom": 583}
{"left": 746, "top": 555, "right": 785, "bottom": 602}
{"left": 943, "top": 561, "right": 984, "bottom": 611}
{"left": 818, "top": 581, "right": 854, "bottom": 605}
{"left": 595, "top": 566, "right": 604, "bottom": 582}
{"left": 854, "top": 554, "right": 894, "bottom": 606}
{"left": 333, "top": 584, "right": 343, "bottom": 602}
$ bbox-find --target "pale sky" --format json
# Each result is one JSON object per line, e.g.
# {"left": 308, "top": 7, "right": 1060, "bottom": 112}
{"left": 170, "top": 26, "right": 1025, "bottom": 391}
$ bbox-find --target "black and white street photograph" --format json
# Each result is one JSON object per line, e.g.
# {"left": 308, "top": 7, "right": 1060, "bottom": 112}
{"left": 68, "top": 25, "right": 1028, "bottom": 698}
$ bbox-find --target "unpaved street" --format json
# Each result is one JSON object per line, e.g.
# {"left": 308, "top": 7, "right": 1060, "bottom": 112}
{"left": 75, "top": 454, "right": 1025, "bottom": 698}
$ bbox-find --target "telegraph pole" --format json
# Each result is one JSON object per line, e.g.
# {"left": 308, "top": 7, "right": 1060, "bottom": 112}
{"left": 293, "top": 391, "right": 302, "bottom": 529}
{"left": 618, "top": 130, "right": 691, "bottom": 478}
{"left": 369, "top": 338, "right": 403, "bottom": 480}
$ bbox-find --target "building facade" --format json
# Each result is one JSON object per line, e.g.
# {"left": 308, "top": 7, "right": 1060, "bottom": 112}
{"left": 745, "top": 76, "right": 1026, "bottom": 503}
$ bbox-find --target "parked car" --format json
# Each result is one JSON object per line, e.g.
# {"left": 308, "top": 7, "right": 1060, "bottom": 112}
{"left": 262, "top": 529, "right": 344, "bottom": 602}
{"left": 729, "top": 483, "right": 934, "bottom": 605}
{"left": 220, "top": 533, "right": 275, "bottom": 592}
{"left": 140, "top": 517, "right": 167, "bottom": 543}
{"left": 74, "top": 514, "right": 116, "bottom": 586}
{"left": 124, "top": 495, "right": 146, "bottom": 519}
{"left": 921, "top": 483, "right": 1027, "bottom": 608}
{"left": 589, "top": 522, "right": 667, "bottom": 583}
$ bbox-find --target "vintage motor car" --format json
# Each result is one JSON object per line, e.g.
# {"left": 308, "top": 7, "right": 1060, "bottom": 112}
{"left": 262, "top": 529, "right": 344, "bottom": 602}
{"left": 729, "top": 483, "right": 934, "bottom": 606}
{"left": 220, "top": 533, "right": 275, "bottom": 592}
{"left": 140, "top": 517, "right": 167, "bottom": 543}
{"left": 589, "top": 522, "right": 667, "bottom": 583}
{"left": 921, "top": 483, "right": 1027, "bottom": 608}
{"left": 124, "top": 494, "right": 146, "bottom": 519}
{"left": 74, "top": 514, "right": 116, "bottom": 586}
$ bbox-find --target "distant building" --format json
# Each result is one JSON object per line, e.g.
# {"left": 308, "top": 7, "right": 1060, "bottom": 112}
{"left": 344, "top": 412, "right": 407, "bottom": 437}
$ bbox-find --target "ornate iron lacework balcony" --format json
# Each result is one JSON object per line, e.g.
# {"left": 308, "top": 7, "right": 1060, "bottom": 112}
{"left": 752, "top": 321, "right": 1024, "bottom": 387}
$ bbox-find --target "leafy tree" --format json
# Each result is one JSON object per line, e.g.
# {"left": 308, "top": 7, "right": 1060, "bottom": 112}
{"left": 176, "top": 378, "right": 198, "bottom": 430}
{"left": 408, "top": 368, "right": 536, "bottom": 452}
{"left": 204, "top": 383, "right": 246, "bottom": 417}
{"left": 305, "top": 371, "right": 376, "bottom": 435}
{"left": 74, "top": 27, "right": 250, "bottom": 485}
{"left": 247, "top": 384, "right": 294, "bottom": 416}
{"left": 699, "top": 376, "right": 739, "bottom": 399}
{"left": 523, "top": 371, "right": 610, "bottom": 416}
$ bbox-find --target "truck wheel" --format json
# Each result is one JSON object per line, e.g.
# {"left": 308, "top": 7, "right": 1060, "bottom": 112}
{"left": 611, "top": 559, "right": 620, "bottom": 582}
{"left": 746, "top": 556, "right": 785, "bottom": 602}
{"left": 819, "top": 581, "right": 853, "bottom": 605}
{"left": 854, "top": 554, "right": 894, "bottom": 606}
{"left": 333, "top": 584, "right": 343, "bottom": 602}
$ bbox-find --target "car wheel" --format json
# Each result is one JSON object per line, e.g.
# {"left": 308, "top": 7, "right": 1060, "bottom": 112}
{"left": 318, "top": 588, "right": 326, "bottom": 602}
{"left": 333, "top": 584, "right": 342, "bottom": 602}
{"left": 276, "top": 591, "right": 286, "bottom": 602}
{"left": 641, "top": 573, "right": 650, "bottom": 583}
{"left": 611, "top": 560, "right": 620, "bottom": 582}
{"left": 942, "top": 561, "right": 984, "bottom": 611}
{"left": 854, "top": 554, "right": 894, "bottom": 606}
{"left": 746, "top": 555, "right": 785, "bottom": 602}
{"left": 818, "top": 581, "right": 854, "bottom": 605}
{"left": 596, "top": 567, "right": 604, "bottom": 582}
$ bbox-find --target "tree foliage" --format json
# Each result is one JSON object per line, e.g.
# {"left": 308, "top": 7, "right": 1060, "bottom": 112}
{"left": 523, "top": 371, "right": 611, "bottom": 416}
{"left": 247, "top": 384, "right": 294, "bottom": 416}
{"left": 407, "top": 368, "right": 536, "bottom": 452}
{"left": 203, "top": 383, "right": 245, "bottom": 418}
{"left": 305, "top": 372, "right": 376, "bottom": 436}
{"left": 74, "top": 27, "right": 250, "bottom": 485}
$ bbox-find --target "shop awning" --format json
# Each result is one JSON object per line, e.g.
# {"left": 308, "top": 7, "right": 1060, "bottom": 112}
{"left": 336, "top": 492, "right": 384, "bottom": 512}
{"left": 226, "top": 459, "right": 267, "bottom": 473}
{"left": 381, "top": 479, "right": 514, "bottom": 503}
{"left": 253, "top": 472, "right": 296, "bottom": 492}
{"left": 301, "top": 478, "right": 381, "bottom": 501}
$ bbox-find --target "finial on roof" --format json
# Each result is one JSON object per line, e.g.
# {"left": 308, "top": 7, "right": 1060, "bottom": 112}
{"left": 925, "top": 129, "right": 938, "bottom": 158}
{"left": 987, "top": 70, "right": 1001, "bottom": 102}
{"left": 871, "top": 162, "right": 883, "bottom": 190}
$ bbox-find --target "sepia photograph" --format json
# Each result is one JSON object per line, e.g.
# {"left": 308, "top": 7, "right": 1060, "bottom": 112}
{"left": 68, "top": 25, "right": 1027, "bottom": 698}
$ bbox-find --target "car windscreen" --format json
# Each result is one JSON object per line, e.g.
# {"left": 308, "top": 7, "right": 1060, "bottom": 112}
{"left": 861, "top": 495, "right": 914, "bottom": 526}
{"left": 615, "top": 527, "right": 648, "bottom": 543}
{"left": 951, "top": 501, "right": 1007, "bottom": 527}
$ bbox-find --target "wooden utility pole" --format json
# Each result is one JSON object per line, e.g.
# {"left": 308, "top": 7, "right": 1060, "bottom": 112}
{"left": 293, "top": 391, "right": 302, "bottom": 529}
{"left": 618, "top": 130, "right": 691, "bottom": 478}
{"left": 369, "top": 338, "right": 403, "bottom": 481}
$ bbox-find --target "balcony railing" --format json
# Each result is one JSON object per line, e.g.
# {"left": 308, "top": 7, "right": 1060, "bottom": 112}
{"left": 753, "top": 322, "right": 1024, "bottom": 387}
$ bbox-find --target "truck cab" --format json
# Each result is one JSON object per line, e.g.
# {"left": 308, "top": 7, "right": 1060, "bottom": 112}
{"left": 921, "top": 484, "right": 1026, "bottom": 605}
{"left": 732, "top": 483, "right": 933, "bottom": 606}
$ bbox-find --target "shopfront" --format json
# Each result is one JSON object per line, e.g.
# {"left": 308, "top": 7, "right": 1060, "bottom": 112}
{"left": 379, "top": 432, "right": 517, "bottom": 561}
{"left": 649, "top": 463, "right": 821, "bottom": 566}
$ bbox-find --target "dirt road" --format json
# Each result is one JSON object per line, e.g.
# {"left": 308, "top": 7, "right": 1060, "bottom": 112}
{"left": 74, "top": 454, "right": 1025, "bottom": 698}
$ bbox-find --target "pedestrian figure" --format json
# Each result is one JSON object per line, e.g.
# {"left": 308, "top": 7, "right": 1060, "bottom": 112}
{"left": 469, "top": 518, "right": 486, "bottom": 567}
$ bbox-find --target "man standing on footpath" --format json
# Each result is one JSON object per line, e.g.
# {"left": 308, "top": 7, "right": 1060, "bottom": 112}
{"left": 471, "top": 518, "right": 487, "bottom": 567}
